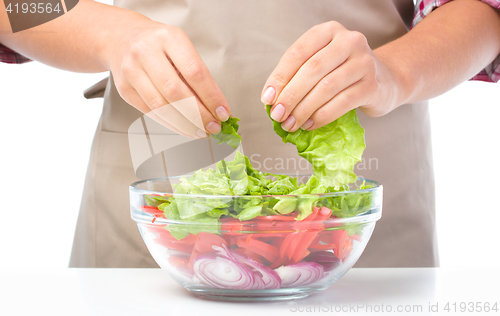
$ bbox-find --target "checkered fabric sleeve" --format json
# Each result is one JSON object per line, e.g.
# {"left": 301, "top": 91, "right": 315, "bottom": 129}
{"left": 0, "top": 43, "right": 31, "bottom": 64}
{"left": 413, "top": 0, "right": 500, "bottom": 82}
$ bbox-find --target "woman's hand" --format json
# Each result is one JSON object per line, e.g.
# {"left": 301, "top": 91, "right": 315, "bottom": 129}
{"left": 104, "top": 20, "right": 230, "bottom": 138}
{"left": 261, "top": 21, "right": 406, "bottom": 132}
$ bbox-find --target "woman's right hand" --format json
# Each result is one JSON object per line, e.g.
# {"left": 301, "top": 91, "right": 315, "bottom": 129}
{"left": 104, "top": 19, "right": 230, "bottom": 138}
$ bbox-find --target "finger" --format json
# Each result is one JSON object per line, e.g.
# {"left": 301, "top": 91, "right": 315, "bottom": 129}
{"left": 273, "top": 38, "right": 352, "bottom": 125}
{"left": 125, "top": 70, "right": 209, "bottom": 138}
{"left": 140, "top": 51, "right": 221, "bottom": 135}
{"left": 117, "top": 83, "right": 194, "bottom": 138}
{"left": 261, "top": 22, "right": 345, "bottom": 111}
{"left": 282, "top": 57, "right": 366, "bottom": 132}
{"left": 306, "top": 81, "right": 371, "bottom": 130}
{"left": 164, "top": 30, "right": 230, "bottom": 122}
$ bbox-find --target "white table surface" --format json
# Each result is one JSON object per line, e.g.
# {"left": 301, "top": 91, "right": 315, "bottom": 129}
{"left": 1, "top": 268, "right": 499, "bottom": 316}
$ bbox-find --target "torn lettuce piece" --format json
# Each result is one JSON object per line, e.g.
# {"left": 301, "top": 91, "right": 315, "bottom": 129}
{"left": 237, "top": 205, "right": 263, "bottom": 221}
{"left": 210, "top": 117, "right": 242, "bottom": 149}
{"left": 175, "top": 196, "right": 232, "bottom": 219}
{"left": 266, "top": 176, "right": 299, "bottom": 195}
{"left": 145, "top": 194, "right": 171, "bottom": 207}
{"left": 294, "top": 175, "right": 323, "bottom": 220}
{"left": 216, "top": 151, "right": 250, "bottom": 195}
{"left": 266, "top": 105, "right": 365, "bottom": 188}
{"left": 159, "top": 200, "right": 223, "bottom": 240}
{"left": 169, "top": 215, "right": 222, "bottom": 240}
{"left": 270, "top": 175, "right": 323, "bottom": 219}
{"left": 272, "top": 197, "right": 297, "bottom": 215}
{"left": 174, "top": 168, "right": 232, "bottom": 196}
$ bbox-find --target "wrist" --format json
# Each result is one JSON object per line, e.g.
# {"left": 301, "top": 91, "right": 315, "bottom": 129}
{"left": 374, "top": 42, "right": 422, "bottom": 110}
{"left": 96, "top": 10, "right": 153, "bottom": 71}
{"left": 374, "top": 46, "right": 417, "bottom": 110}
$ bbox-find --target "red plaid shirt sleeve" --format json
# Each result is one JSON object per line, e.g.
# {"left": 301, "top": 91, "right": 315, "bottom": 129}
{"left": 0, "top": 43, "right": 31, "bottom": 64}
{"left": 413, "top": 0, "right": 500, "bottom": 82}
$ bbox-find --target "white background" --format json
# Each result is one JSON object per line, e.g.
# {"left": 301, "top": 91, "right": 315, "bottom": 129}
{"left": 0, "top": 0, "right": 498, "bottom": 268}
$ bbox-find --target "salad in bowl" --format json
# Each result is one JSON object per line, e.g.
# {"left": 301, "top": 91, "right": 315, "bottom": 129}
{"left": 130, "top": 107, "right": 383, "bottom": 301}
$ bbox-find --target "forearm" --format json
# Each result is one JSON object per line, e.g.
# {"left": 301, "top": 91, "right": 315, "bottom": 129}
{"left": 375, "top": 0, "right": 500, "bottom": 106}
{"left": 0, "top": 0, "right": 151, "bottom": 72}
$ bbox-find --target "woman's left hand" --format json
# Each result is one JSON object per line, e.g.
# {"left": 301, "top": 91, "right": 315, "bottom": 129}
{"left": 261, "top": 21, "right": 406, "bottom": 132}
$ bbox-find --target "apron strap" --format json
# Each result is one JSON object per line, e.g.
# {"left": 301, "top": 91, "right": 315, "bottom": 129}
{"left": 84, "top": 77, "right": 109, "bottom": 99}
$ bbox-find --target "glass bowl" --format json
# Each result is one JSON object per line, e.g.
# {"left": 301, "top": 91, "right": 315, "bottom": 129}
{"left": 130, "top": 175, "right": 382, "bottom": 301}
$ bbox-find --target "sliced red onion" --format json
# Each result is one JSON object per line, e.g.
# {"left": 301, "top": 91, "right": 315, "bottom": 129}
{"left": 213, "top": 245, "right": 279, "bottom": 289}
{"left": 231, "top": 251, "right": 281, "bottom": 289}
{"left": 275, "top": 262, "right": 325, "bottom": 288}
{"left": 304, "top": 251, "right": 341, "bottom": 271}
{"left": 193, "top": 253, "right": 258, "bottom": 290}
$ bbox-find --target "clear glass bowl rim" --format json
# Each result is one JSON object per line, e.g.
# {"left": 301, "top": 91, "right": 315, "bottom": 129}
{"left": 130, "top": 175, "right": 383, "bottom": 227}
{"left": 130, "top": 175, "right": 382, "bottom": 199}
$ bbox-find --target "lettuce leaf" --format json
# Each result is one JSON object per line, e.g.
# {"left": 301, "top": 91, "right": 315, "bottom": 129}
{"left": 144, "top": 194, "right": 171, "bottom": 207}
{"left": 210, "top": 117, "right": 242, "bottom": 149}
{"left": 265, "top": 105, "right": 365, "bottom": 188}
{"left": 157, "top": 108, "right": 372, "bottom": 240}
{"left": 159, "top": 201, "right": 223, "bottom": 240}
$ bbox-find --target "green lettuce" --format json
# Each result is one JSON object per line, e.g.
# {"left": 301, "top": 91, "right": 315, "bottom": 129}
{"left": 156, "top": 108, "right": 372, "bottom": 240}
{"left": 144, "top": 194, "right": 171, "bottom": 207}
{"left": 317, "top": 181, "right": 374, "bottom": 218}
{"left": 159, "top": 200, "right": 223, "bottom": 240}
{"left": 210, "top": 117, "right": 242, "bottom": 149}
{"left": 265, "top": 105, "right": 365, "bottom": 188}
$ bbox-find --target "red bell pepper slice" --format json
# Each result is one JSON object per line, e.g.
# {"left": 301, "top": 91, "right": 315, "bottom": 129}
{"left": 248, "top": 233, "right": 289, "bottom": 239}
{"left": 220, "top": 219, "right": 259, "bottom": 234}
{"left": 187, "top": 248, "right": 200, "bottom": 271}
{"left": 237, "top": 236, "right": 279, "bottom": 263}
{"left": 268, "top": 256, "right": 288, "bottom": 269}
{"left": 193, "top": 232, "right": 228, "bottom": 253}
{"left": 254, "top": 215, "right": 297, "bottom": 221}
{"left": 269, "top": 236, "right": 285, "bottom": 249}
{"left": 257, "top": 220, "right": 294, "bottom": 232}
{"left": 309, "top": 206, "right": 333, "bottom": 230}
{"left": 330, "top": 229, "right": 349, "bottom": 259}
{"left": 141, "top": 206, "right": 166, "bottom": 218}
{"left": 291, "top": 232, "right": 317, "bottom": 263}
{"left": 284, "top": 207, "right": 334, "bottom": 262}
{"left": 231, "top": 248, "right": 265, "bottom": 264}
{"left": 243, "top": 249, "right": 266, "bottom": 264}
{"left": 286, "top": 232, "right": 303, "bottom": 259}
{"left": 308, "top": 243, "right": 337, "bottom": 251}
{"left": 280, "top": 232, "right": 297, "bottom": 259}
{"left": 295, "top": 249, "right": 310, "bottom": 263}
{"left": 284, "top": 207, "right": 319, "bottom": 260}
{"left": 220, "top": 219, "right": 243, "bottom": 234}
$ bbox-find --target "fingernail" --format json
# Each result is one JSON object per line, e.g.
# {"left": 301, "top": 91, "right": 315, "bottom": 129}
{"left": 301, "top": 119, "right": 314, "bottom": 130}
{"left": 281, "top": 115, "right": 296, "bottom": 132}
{"left": 196, "top": 129, "right": 207, "bottom": 138}
{"left": 215, "top": 106, "right": 229, "bottom": 122}
{"left": 261, "top": 87, "right": 276, "bottom": 105}
{"left": 270, "top": 104, "right": 286, "bottom": 122}
{"left": 206, "top": 121, "right": 221, "bottom": 135}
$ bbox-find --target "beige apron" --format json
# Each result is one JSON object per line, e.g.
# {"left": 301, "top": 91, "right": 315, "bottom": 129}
{"left": 70, "top": 0, "right": 438, "bottom": 268}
